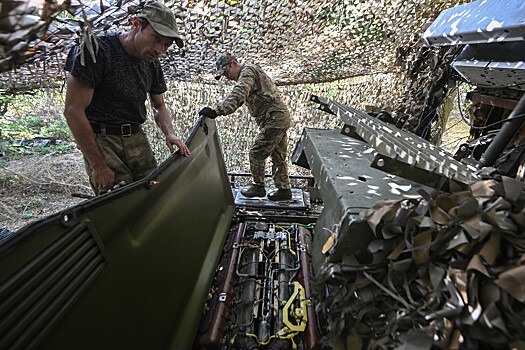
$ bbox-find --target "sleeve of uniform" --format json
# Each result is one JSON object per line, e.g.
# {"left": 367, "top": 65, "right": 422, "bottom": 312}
{"left": 149, "top": 60, "right": 167, "bottom": 95}
{"left": 216, "top": 67, "right": 255, "bottom": 116}
{"left": 64, "top": 38, "right": 105, "bottom": 89}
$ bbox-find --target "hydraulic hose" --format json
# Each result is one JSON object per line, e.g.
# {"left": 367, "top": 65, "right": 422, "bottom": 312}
{"left": 478, "top": 93, "right": 525, "bottom": 167}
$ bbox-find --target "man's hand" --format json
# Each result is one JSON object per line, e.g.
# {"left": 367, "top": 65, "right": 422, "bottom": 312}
{"left": 100, "top": 180, "right": 127, "bottom": 195}
{"left": 199, "top": 107, "right": 218, "bottom": 119}
{"left": 92, "top": 163, "right": 116, "bottom": 192}
{"left": 166, "top": 134, "right": 190, "bottom": 156}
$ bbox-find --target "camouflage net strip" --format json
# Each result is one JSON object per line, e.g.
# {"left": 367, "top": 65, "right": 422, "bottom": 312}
{"left": 317, "top": 176, "right": 525, "bottom": 349}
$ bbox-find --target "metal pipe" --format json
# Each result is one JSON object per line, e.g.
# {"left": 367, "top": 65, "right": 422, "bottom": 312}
{"left": 277, "top": 239, "right": 290, "bottom": 331}
{"left": 239, "top": 245, "right": 259, "bottom": 333}
{"left": 478, "top": 93, "right": 525, "bottom": 167}
{"left": 298, "top": 226, "right": 320, "bottom": 349}
{"left": 258, "top": 239, "right": 271, "bottom": 342}
{"left": 194, "top": 223, "right": 245, "bottom": 349}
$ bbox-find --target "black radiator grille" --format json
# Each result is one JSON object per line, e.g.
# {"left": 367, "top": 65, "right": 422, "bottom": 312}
{"left": 0, "top": 220, "right": 107, "bottom": 350}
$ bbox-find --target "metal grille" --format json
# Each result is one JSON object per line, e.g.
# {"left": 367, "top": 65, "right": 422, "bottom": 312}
{"left": 0, "top": 220, "right": 107, "bottom": 350}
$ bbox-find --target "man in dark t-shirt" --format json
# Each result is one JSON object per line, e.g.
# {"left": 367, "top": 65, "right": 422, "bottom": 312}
{"left": 64, "top": 1, "right": 190, "bottom": 195}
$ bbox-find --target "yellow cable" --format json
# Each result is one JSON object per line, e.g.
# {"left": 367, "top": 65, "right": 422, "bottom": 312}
{"left": 288, "top": 230, "right": 296, "bottom": 256}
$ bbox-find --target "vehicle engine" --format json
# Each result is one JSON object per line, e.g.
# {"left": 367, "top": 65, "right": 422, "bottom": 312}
{"left": 194, "top": 220, "right": 319, "bottom": 350}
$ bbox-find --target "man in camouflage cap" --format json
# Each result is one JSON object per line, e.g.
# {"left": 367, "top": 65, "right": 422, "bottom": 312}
{"left": 64, "top": 1, "right": 189, "bottom": 195}
{"left": 199, "top": 53, "right": 292, "bottom": 201}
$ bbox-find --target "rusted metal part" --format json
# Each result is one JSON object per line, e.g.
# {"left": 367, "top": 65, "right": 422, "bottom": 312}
{"left": 297, "top": 226, "right": 320, "bottom": 349}
{"left": 194, "top": 223, "right": 245, "bottom": 349}
{"left": 468, "top": 91, "right": 520, "bottom": 111}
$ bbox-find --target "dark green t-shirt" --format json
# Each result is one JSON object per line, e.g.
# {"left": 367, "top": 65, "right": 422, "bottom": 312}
{"left": 65, "top": 33, "right": 167, "bottom": 125}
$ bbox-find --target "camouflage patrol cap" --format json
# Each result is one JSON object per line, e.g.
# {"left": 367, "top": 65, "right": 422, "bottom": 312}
{"left": 215, "top": 53, "right": 236, "bottom": 80}
{"left": 137, "top": 1, "right": 184, "bottom": 48}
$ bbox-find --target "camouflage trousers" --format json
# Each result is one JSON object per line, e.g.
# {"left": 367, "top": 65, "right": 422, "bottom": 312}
{"left": 249, "top": 128, "right": 291, "bottom": 190}
{"left": 83, "top": 131, "right": 157, "bottom": 195}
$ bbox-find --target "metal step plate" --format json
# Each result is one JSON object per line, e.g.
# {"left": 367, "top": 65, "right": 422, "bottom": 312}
{"left": 234, "top": 188, "right": 307, "bottom": 210}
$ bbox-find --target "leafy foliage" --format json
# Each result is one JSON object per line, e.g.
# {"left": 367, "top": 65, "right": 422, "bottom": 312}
{"left": 0, "top": 91, "right": 74, "bottom": 160}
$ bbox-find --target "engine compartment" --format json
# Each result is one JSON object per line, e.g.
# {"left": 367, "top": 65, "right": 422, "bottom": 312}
{"left": 195, "top": 218, "right": 320, "bottom": 350}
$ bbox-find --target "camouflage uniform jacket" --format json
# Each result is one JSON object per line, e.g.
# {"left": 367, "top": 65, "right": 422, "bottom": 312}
{"left": 216, "top": 63, "right": 291, "bottom": 129}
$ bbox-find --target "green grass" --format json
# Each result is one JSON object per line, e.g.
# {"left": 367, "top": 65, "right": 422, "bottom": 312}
{"left": 0, "top": 90, "right": 75, "bottom": 160}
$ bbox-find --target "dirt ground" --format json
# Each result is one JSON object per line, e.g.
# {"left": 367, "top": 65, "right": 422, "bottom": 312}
{"left": 0, "top": 150, "right": 91, "bottom": 232}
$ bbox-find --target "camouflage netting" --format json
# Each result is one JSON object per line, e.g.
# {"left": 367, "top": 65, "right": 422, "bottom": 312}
{"left": 1, "top": 0, "right": 470, "bottom": 89}
{"left": 1, "top": 0, "right": 474, "bottom": 174}
{"left": 318, "top": 177, "right": 525, "bottom": 349}
{"left": 146, "top": 74, "right": 406, "bottom": 175}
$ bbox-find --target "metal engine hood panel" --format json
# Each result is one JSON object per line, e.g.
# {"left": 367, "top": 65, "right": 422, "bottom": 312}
{"left": 293, "top": 128, "right": 432, "bottom": 274}
{"left": 452, "top": 42, "right": 525, "bottom": 91}
{"left": 422, "top": 0, "right": 525, "bottom": 47}
{"left": 0, "top": 118, "right": 235, "bottom": 350}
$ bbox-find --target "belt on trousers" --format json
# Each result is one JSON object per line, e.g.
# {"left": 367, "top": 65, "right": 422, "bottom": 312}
{"left": 90, "top": 122, "right": 142, "bottom": 136}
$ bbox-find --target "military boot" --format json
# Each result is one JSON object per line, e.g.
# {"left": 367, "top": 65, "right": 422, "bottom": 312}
{"left": 267, "top": 189, "right": 292, "bottom": 201}
{"left": 241, "top": 184, "right": 266, "bottom": 198}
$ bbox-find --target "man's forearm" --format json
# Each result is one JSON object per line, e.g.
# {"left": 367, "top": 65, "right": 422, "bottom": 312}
{"left": 63, "top": 75, "right": 107, "bottom": 170}
{"left": 153, "top": 106, "right": 176, "bottom": 137}
{"left": 149, "top": 93, "right": 190, "bottom": 155}
{"left": 65, "top": 112, "right": 107, "bottom": 168}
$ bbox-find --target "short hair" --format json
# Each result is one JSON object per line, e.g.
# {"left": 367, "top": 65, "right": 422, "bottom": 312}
{"left": 138, "top": 17, "right": 150, "bottom": 31}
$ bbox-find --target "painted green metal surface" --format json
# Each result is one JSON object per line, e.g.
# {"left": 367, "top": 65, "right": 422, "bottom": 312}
{"left": 0, "top": 117, "right": 235, "bottom": 350}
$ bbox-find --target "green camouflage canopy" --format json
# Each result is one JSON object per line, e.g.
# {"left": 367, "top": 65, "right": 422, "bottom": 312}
{"left": 0, "top": 0, "right": 469, "bottom": 91}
